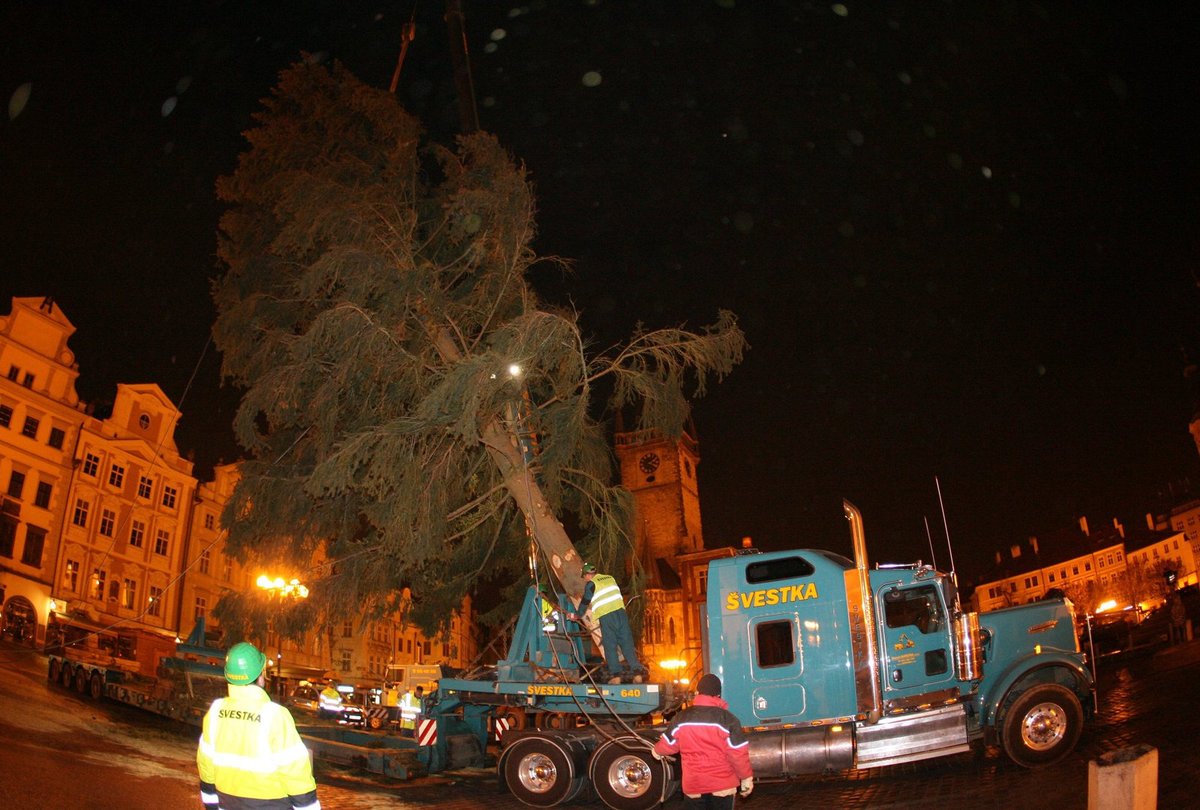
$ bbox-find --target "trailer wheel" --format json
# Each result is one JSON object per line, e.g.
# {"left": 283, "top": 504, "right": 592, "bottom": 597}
{"left": 88, "top": 671, "right": 104, "bottom": 700}
{"left": 48, "top": 658, "right": 61, "bottom": 684}
{"left": 1001, "top": 683, "right": 1083, "bottom": 768}
{"left": 74, "top": 666, "right": 89, "bottom": 694}
{"left": 367, "top": 715, "right": 386, "bottom": 730}
{"left": 588, "top": 736, "right": 675, "bottom": 810}
{"left": 500, "top": 736, "right": 580, "bottom": 807}
{"left": 60, "top": 661, "right": 74, "bottom": 688}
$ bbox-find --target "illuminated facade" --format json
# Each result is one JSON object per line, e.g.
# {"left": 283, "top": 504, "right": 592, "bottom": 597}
{"left": 0, "top": 297, "right": 86, "bottom": 642}
{"left": 0, "top": 296, "right": 476, "bottom": 686}
{"left": 614, "top": 426, "right": 711, "bottom": 683}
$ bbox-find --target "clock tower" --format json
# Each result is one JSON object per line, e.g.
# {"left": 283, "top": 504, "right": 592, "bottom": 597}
{"left": 614, "top": 424, "right": 708, "bottom": 680}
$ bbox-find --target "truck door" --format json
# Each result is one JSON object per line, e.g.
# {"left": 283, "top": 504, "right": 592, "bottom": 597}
{"left": 877, "top": 584, "right": 953, "bottom": 698}
{"left": 747, "top": 613, "right": 808, "bottom": 722}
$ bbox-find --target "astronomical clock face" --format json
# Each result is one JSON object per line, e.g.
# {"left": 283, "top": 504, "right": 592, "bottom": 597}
{"left": 638, "top": 452, "right": 661, "bottom": 475}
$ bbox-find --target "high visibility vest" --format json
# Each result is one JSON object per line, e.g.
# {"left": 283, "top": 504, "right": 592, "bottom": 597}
{"left": 399, "top": 692, "right": 421, "bottom": 728}
{"left": 589, "top": 574, "right": 626, "bottom": 619}
{"left": 319, "top": 687, "right": 342, "bottom": 711}
{"left": 197, "top": 684, "right": 319, "bottom": 809}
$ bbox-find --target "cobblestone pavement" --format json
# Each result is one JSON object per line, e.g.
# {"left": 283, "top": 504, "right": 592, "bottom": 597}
{"left": 316, "top": 641, "right": 1200, "bottom": 810}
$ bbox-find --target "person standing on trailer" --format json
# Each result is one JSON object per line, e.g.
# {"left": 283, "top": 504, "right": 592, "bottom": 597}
{"left": 567, "top": 562, "right": 645, "bottom": 683}
{"left": 653, "top": 673, "right": 754, "bottom": 809}
{"left": 197, "top": 641, "right": 320, "bottom": 810}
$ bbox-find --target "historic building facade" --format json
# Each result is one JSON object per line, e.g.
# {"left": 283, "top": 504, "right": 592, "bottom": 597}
{"left": 0, "top": 296, "right": 476, "bottom": 688}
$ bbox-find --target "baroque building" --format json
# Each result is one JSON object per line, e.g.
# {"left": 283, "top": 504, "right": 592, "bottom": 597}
{"left": 0, "top": 296, "right": 476, "bottom": 691}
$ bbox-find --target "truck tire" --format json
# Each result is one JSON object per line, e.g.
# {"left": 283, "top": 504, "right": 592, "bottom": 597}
{"left": 588, "top": 736, "right": 675, "bottom": 810}
{"left": 74, "top": 666, "right": 89, "bottom": 694}
{"left": 367, "top": 715, "right": 386, "bottom": 730}
{"left": 1001, "top": 683, "right": 1083, "bottom": 768}
{"left": 89, "top": 671, "right": 104, "bottom": 700}
{"left": 48, "top": 658, "right": 61, "bottom": 684}
{"left": 60, "top": 661, "right": 74, "bottom": 688}
{"left": 500, "top": 736, "right": 583, "bottom": 807}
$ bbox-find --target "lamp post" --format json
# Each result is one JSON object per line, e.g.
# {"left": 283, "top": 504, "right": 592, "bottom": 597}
{"left": 255, "top": 574, "right": 309, "bottom": 692}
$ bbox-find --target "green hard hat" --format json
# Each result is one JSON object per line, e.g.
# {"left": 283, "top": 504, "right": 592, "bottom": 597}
{"left": 225, "top": 641, "right": 267, "bottom": 685}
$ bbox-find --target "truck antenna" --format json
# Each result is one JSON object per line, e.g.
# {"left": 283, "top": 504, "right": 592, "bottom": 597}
{"left": 935, "top": 476, "right": 959, "bottom": 597}
{"left": 923, "top": 515, "right": 939, "bottom": 570}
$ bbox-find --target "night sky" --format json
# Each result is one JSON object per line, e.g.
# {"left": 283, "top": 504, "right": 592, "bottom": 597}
{"left": 3, "top": 1, "right": 1198, "bottom": 580}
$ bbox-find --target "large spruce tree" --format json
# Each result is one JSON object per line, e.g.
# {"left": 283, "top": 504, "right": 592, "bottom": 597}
{"left": 210, "top": 60, "right": 744, "bottom": 637}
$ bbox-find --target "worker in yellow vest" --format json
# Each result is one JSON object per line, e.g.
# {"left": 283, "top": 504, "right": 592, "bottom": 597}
{"left": 197, "top": 641, "right": 320, "bottom": 810}
{"left": 568, "top": 563, "right": 645, "bottom": 684}
{"left": 399, "top": 685, "right": 423, "bottom": 735}
{"left": 318, "top": 683, "right": 343, "bottom": 719}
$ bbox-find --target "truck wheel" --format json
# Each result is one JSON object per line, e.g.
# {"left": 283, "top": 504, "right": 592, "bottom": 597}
{"left": 89, "top": 672, "right": 104, "bottom": 700}
{"left": 74, "top": 666, "right": 89, "bottom": 694}
{"left": 48, "top": 658, "right": 61, "bottom": 684}
{"left": 500, "top": 736, "right": 580, "bottom": 807}
{"left": 367, "top": 715, "right": 385, "bottom": 730}
{"left": 1001, "top": 683, "right": 1083, "bottom": 768}
{"left": 588, "top": 736, "right": 675, "bottom": 810}
{"left": 60, "top": 661, "right": 74, "bottom": 688}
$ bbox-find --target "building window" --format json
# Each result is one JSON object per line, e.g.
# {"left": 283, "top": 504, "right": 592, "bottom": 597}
{"left": 154, "top": 529, "right": 170, "bottom": 556}
{"left": 82, "top": 453, "right": 100, "bottom": 477}
{"left": 0, "top": 404, "right": 12, "bottom": 428}
{"left": 64, "top": 559, "right": 80, "bottom": 592}
{"left": 108, "top": 463, "right": 125, "bottom": 489}
{"left": 7, "top": 470, "right": 25, "bottom": 499}
{"left": 72, "top": 498, "right": 90, "bottom": 528}
{"left": 21, "top": 416, "right": 39, "bottom": 439}
{"left": 1099, "top": 558, "right": 1105, "bottom": 569}
{"left": 0, "top": 516, "right": 15, "bottom": 558}
{"left": 129, "top": 520, "right": 145, "bottom": 548}
{"left": 48, "top": 427, "right": 65, "bottom": 449}
{"left": 1085, "top": 562, "right": 1091, "bottom": 571}
{"left": 137, "top": 476, "right": 152, "bottom": 499}
{"left": 148, "top": 586, "right": 163, "bottom": 617}
{"left": 194, "top": 597, "right": 207, "bottom": 622}
{"left": 162, "top": 485, "right": 177, "bottom": 509}
{"left": 340, "top": 651, "right": 352, "bottom": 672}
{"left": 122, "top": 578, "right": 137, "bottom": 609}
{"left": 34, "top": 481, "right": 52, "bottom": 508}
{"left": 1049, "top": 572, "right": 1056, "bottom": 583}
{"left": 98, "top": 508, "right": 116, "bottom": 537}
{"left": 1072, "top": 566, "right": 1079, "bottom": 575}
{"left": 343, "top": 620, "right": 353, "bottom": 638}
{"left": 6, "top": 365, "right": 17, "bottom": 381}
{"left": 222, "top": 556, "right": 232, "bottom": 582}
{"left": 138, "top": 413, "right": 151, "bottom": 430}
{"left": 20, "top": 525, "right": 46, "bottom": 567}
{"left": 1174, "top": 539, "right": 1180, "bottom": 550}
{"left": 204, "top": 512, "right": 215, "bottom": 530}
{"left": 92, "top": 569, "right": 106, "bottom": 600}
{"left": 22, "top": 372, "right": 34, "bottom": 388}
{"left": 199, "top": 549, "right": 210, "bottom": 575}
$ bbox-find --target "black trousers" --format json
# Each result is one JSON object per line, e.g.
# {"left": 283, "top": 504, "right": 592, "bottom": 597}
{"left": 682, "top": 793, "right": 736, "bottom": 810}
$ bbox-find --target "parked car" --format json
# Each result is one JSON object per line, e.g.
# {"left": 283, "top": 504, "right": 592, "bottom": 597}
{"left": 286, "top": 685, "right": 321, "bottom": 715}
{"left": 338, "top": 692, "right": 366, "bottom": 727}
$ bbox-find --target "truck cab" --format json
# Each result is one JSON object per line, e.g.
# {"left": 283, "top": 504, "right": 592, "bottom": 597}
{"left": 705, "top": 501, "right": 1093, "bottom": 773}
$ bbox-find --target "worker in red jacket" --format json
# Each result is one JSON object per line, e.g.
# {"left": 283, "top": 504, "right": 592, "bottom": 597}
{"left": 653, "top": 673, "right": 754, "bottom": 808}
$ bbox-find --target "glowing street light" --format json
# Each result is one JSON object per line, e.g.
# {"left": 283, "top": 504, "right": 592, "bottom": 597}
{"left": 256, "top": 574, "right": 309, "bottom": 599}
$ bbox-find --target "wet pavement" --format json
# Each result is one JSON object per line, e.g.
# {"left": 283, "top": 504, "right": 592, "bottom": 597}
{"left": 3, "top": 639, "right": 1197, "bottom": 808}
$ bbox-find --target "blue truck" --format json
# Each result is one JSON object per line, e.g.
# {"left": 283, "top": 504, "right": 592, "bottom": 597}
{"left": 430, "top": 500, "right": 1094, "bottom": 808}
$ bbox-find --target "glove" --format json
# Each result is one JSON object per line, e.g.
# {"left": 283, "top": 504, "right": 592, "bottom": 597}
{"left": 739, "top": 777, "right": 754, "bottom": 797}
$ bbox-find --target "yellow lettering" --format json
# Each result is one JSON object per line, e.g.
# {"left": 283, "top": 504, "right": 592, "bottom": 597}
{"left": 528, "top": 684, "right": 572, "bottom": 696}
{"left": 620, "top": 689, "right": 642, "bottom": 698}
{"left": 725, "top": 584, "right": 821, "bottom": 611}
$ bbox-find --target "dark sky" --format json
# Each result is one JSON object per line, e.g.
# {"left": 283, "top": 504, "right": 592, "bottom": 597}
{"left": 3, "top": 1, "right": 1199, "bottom": 580}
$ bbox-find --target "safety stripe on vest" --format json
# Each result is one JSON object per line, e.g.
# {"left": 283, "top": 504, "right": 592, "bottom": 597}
{"left": 198, "top": 737, "right": 311, "bottom": 774}
{"left": 590, "top": 577, "right": 625, "bottom": 617}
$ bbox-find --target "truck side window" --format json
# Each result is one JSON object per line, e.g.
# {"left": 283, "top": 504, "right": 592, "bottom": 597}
{"left": 884, "top": 586, "right": 943, "bottom": 635}
{"left": 746, "top": 556, "right": 816, "bottom": 584}
{"left": 756, "top": 620, "right": 795, "bottom": 668}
